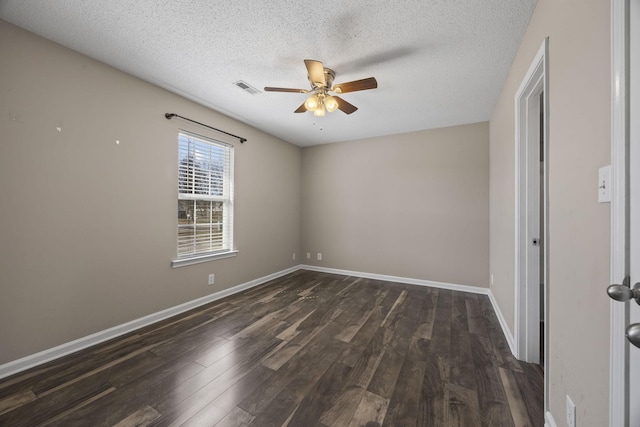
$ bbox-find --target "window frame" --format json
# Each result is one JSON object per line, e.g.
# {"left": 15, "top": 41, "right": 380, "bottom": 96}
{"left": 171, "top": 130, "right": 237, "bottom": 268}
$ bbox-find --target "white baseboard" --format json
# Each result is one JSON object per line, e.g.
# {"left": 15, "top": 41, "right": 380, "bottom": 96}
{"left": 0, "top": 265, "right": 301, "bottom": 380}
{"left": 300, "top": 264, "right": 491, "bottom": 296}
{"left": 487, "top": 290, "right": 516, "bottom": 355}
{"left": 545, "top": 411, "right": 558, "bottom": 427}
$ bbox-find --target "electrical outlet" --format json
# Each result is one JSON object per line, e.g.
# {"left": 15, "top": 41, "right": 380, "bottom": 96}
{"left": 208, "top": 274, "right": 215, "bottom": 285}
{"left": 490, "top": 274, "right": 494, "bottom": 286}
{"left": 317, "top": 253, "right": 322, "bottom": 261}
{"left": 306, "top": 252, "right": 311, "bottom": 259}
{"left": 292, "top": 253, "right": 296, "bottom": 260}
{"left": 598, "top": 165, "right": 611, "bottom": 203}
{"left": 566, "top": 395, "right": 576, "bottom": 427}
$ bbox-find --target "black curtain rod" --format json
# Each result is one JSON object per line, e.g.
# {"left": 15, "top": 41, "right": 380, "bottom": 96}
{"left": 165, "top": 113, "right": 246, "bottom": 143}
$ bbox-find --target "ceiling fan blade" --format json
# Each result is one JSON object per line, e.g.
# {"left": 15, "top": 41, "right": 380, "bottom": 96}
{"left": 332, "top": 77, "right": 378, "bottom": 94}
{"left": 264, "top": 87, "right": 308, "bottom": 93}
{"left": 304, "top": 59, "right": 326, "bottom": 87}
{"left": 334, "top": 96, "right": 358, "bottom": 114}
{"left": 294, "top": 102, "right": 307, "bottom": 113}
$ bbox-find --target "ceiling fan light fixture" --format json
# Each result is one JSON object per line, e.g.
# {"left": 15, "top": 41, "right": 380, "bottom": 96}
{"left": 325, "top": 95, "right": 339, "bottom": 112}
{"left": 313, "top": 105, "right": 325, "bottom": 116}
{"left": 304, "top": 94, "right": 319, "bottom": 110}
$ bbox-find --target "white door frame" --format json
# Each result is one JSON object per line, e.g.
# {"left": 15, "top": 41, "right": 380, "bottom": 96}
{"left": 610, "top": 0, "right": 630, "bottom": 426}
{"left": 514, "top": 37, "right": 549, "bottom": 409}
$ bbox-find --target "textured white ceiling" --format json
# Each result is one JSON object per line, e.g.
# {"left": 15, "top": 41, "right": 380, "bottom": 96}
{"left": 0, "top": 0, "right": 537, "bottom": 146}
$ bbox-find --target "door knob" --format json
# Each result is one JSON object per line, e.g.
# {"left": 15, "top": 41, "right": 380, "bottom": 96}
{"left": 627, "top": 323, "right": 640, "bottom": 349}
{"left": 607, "top": 282, "right": 640, "bottom": 305}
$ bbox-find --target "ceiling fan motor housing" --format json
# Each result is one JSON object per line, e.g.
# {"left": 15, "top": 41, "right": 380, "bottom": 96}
{"left": 309, "top": 68, "right": 335, "bottom": 89}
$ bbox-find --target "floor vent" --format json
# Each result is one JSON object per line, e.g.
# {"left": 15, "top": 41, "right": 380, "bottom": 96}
{"left": 233, "top": 80, "right": 261, "bottom": 94}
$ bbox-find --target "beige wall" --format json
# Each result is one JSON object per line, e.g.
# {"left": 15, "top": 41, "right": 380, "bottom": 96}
{"left": 490, "top": 0, "right": 611, "bottom": 424}
{"left": 302, "top": 123, "right": 490, "bottom": 288}
{"left": 0, "top": 20, "right": 302, "bottom": 365}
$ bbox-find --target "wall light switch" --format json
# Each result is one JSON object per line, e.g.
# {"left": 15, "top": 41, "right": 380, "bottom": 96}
{"left": 598, "top": 165, "right": 611, "bottom": 203}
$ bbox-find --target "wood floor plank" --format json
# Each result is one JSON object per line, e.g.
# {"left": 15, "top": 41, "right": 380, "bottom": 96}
{"left": 112, "top": 405, "right": 161, "bottom": 427}
{"left": 465, "top": 293, "right": 489, "bottom": 337}
{"left": 429, "top": 289, "right": 451, "bottom": 357}
{"left": 382, "top": 345, "right": 428, "bottom": 426}
{"left": 194, "top": 337, "right": 253, "bottom": 367}
{"left": 469, "top": 332, "right": 500, "bottom": 370}
{"left": 366, "top": 292, "right": 419, "bottom": 399}
{"left": 474, "top": 365, "right": 515, "bottom": 427}
{"left": 478, "top": 296, "right": 523, "bottom": 373}
{"left": 174, "top": 365, "right": 273, "bottom": 427}
{"left": 281, "top": 361, "right": 351, "bottom": 426}
{"left": 153, "top": 338, "right": 283, "bottom": 426}
{"left": 417, "top": 352, "right": 450, "bottom": 427}
{"left": 202, "top": 365, "right": 275, "bottom": 413}
{"left": 275, "top": 309, "right": 317, "bottom": 341}
{"left": 213, "top": 407, "right": 254, "bottom": 427}
{"left": 260, "top": 305, "right": 345, "bottom": 371}
{"left": 382, "top": 293, "right": 431, "bottom": 426}
{"left": 513, "top": 363, "right": 545, "bottom": 426}
{"left": 499, "top": 367, "right": 532, "bottom": 427}
{"left": 238, "top": 314, "right": 349, "bottom": 416}
{"left": 338, "top": 305, "right": 389, "bottom": 368}
{"left": 0, "top": 379, "right": 116, "bottom": 427}
{"left": 449, "top": 292, "right": 477, "bottom": 390}
{"left": 347, "top": 390, "right": 389, "bottom": 427}
{"left": 319, "top": 322, "right": 396, "bottom": 427}
{"left": 227, "top": 304, "right": 303, "bottom": 341}
{"left": 335, "top": 291, "right": 380, "bottom": 343}
{"left": 413, "top": 288, "right": 438, "bottom": 341}
{"left": 42, "top": 358, "right": 205, "bottom": 426}
{"left": 34, "top": 342, "right": 159, "bottom": 398}
{"left": 150, "top": 329, "right": 228, "bottom": 360}
{"left": 448, "top": 384, "right": 481, "bottom": 427}
{"left": 41, "top": 385, "right": 116, "bottom": 427}
{"left": 0, "top": 362, "right": 61, "bottom": 398}
{"left": 0, "top": 388, "right": 36, "bottom": 416}
{"left": 380, "top": 290, "right": 408, "bottom": 328}
{"left": 247, "top": 338, "right": 348, "bottom": 426}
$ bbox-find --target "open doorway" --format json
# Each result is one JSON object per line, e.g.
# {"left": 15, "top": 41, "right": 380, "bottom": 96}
{"left": 515, "top": 38, "right": 549, "bottom": 410}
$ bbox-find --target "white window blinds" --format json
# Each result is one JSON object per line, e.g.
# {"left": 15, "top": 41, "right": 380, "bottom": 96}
{"left": 177, "top": 131, "right": 234, "bottom": 258}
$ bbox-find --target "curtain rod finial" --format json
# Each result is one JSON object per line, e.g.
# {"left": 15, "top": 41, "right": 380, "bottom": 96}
{"left": 165, "top": 113, "right": 176, "bottom": 119}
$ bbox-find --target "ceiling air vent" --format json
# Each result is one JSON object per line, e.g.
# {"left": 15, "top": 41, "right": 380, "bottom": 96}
{"left": 233, "top": 80, "right": 261, "bottom": 94}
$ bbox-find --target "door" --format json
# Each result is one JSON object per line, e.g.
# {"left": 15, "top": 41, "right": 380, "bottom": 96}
{"left": 630, "top": 0, "right": 640, "bottom": 421}
{"left": 610, "top": 1, "right": 640, "bottom": 424}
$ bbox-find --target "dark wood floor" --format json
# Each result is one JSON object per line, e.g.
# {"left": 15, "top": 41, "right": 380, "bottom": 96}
{"left": 0, "top": 270, "right": 543, "bottom": 426}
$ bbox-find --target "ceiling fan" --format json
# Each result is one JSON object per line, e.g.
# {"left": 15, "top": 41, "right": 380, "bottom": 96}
{"left": 264, "top": 59, "right": 378, "bottom": 116}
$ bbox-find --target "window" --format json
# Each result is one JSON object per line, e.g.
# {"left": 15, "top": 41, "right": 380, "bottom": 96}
{"left": 173, "top": 131, "right": 235, "bottom": 267}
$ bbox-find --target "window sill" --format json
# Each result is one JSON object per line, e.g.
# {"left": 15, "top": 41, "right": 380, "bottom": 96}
{"left": 171, "top": 250, "right": 238, "bottom": 268}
